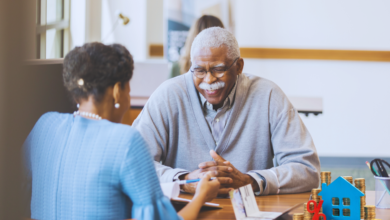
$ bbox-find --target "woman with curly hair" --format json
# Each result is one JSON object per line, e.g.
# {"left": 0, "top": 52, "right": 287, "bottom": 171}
{"left": 23, "top": 42, "right": 219, "bottom": 220}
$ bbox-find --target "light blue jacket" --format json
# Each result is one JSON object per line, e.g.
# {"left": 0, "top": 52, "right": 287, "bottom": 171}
{"left": 24, "top": 112, "right": 181, "bottom": 220}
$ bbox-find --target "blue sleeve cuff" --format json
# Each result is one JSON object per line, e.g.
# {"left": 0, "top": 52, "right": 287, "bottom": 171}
{"left": 247, "top": 172, "right": 267, "bottom": 196}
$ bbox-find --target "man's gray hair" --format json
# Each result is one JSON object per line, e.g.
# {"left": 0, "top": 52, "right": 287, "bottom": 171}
{"left": 190, "top": 27, "right": 240, "bottom": 61}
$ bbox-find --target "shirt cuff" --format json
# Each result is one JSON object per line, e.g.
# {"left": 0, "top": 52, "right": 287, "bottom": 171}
{"left": 247, "top": 172, "right": 266, "bottom": 196}
{"left": 173, "top": 171, "right": 190, "bottom": 182}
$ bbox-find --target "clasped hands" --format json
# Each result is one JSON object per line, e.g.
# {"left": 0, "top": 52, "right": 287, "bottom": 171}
{"left": 180, "top": 150, "right": 259, "bottom": 195}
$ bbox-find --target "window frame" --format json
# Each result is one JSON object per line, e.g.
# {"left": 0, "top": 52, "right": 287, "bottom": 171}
{"left": 36, "top": 0, "right": 70, "bottom": 59}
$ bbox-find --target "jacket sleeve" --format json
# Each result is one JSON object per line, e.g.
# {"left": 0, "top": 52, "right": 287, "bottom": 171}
{"left": 120, "top": 131, "right": 182, "bottom": 220}
{"left": 252, "top": 86, "right": 321, "bottom": 195}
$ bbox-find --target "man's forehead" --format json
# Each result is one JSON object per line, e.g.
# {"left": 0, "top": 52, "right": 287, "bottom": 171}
{"left": 192, "top": 47, "right": 229, "bottom": 66}
{"left": 192, "top": 60, "right": 225, "bottom": 68}
{"left": 192, "top": 46, "right": 228, "bottom": 58}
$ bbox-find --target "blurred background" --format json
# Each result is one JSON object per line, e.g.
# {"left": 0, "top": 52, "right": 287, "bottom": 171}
{"left": 1, "top": 1, "right": 390, "bottom": 217}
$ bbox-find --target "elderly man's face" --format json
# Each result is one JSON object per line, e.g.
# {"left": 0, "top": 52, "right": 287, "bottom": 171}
{"left": 192, "top": 46, "right": 244, "bottom": 108}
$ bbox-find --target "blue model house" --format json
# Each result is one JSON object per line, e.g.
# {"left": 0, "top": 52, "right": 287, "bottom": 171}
{"left": 318, "top": 177, "right": 364, "bottom": 220}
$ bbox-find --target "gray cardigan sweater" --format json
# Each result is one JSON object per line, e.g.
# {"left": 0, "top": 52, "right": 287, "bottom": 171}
{"left": 133, "top": 72, "right": 320, "bottom": 195}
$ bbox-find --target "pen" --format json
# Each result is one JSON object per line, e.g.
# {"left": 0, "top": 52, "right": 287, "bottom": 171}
{"left": 176, "top": 177, "right": 217, "bottom": 185}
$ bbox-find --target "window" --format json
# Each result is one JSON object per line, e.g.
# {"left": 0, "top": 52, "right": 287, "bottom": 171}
{"left": 342, "top": 198, "right": 350, "bottom": 206}
{"left": 342, "top": 208, "right": 351, "bottom": 217}
{"left": 332, "top": 208, "right": 340, "bottom": 216}
{"left": 36, "top": 0, "right": 70, "bottom": 59}
{"left": 332, "top": 197, "right": 351, "bottom": 217}
{"left": 332, "top": 197, "right": 339, "bottom": 205}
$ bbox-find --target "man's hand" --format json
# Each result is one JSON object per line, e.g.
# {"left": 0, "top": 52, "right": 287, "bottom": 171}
{"left": 179, "top": 166, "right": 233, "bottom": 194}
{"left": 178, "top": 169, "right": 202, "bottom": 194}
{"left": 198, "top": 150, "right": 260, "bottom": 193}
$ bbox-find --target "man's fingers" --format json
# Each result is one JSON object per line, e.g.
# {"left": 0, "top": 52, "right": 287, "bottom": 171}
{"left": 216, "top": 177, "right": 233, "bottom": 184}
{"left": 199, "top": 169, "right": 231, "bottom": 177}
{"left": 200, "top": 171, "right": 213, "bottom": 180}
{"left": 198, "top": 171, "right": 217, "bottom": 178}
{"left": 198, "top": 161, "right": 228, "bottom": 169}
{"left": 198, "top": 171, "right": 213, "bottom": 184}
{"left": 200, "top": 166, "right": 233, "bottom": 173}
{"left": 198, "top": 172, "right": 233, "bottom": 183}
{"left": 218, "top": 188, "right": 234, "bottom": 195}
{"left": 210, "top": 150, "right": 226, "bottom": 162}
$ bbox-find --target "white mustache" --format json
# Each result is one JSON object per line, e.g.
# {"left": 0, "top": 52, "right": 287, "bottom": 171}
{"left": 199, "top": 82, "right": 225, "bottom": 90}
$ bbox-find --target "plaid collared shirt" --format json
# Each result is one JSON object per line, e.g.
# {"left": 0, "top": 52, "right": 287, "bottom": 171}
{"left": 199, "top": 82, "right": 237, "bottom": 146}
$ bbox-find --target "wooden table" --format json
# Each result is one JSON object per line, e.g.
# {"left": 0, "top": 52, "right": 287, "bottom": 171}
{"left": 176, "top": 191, "right": 389, "bottom": 219}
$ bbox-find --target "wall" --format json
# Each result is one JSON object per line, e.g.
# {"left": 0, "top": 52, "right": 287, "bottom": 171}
{"left": 243, "top": 59, "right": 390, "bottom": 157}
{"left": 1, "top": 0, "right": 37, "bottom": 218}
{"left": 70, "top": 0, "right": 87, "bottom": 47}
{"left": 72, "top": 0, "right": 167, "bottom": 60}
{"left": 86, "top": 0, "right": 102, "bottom": 42}
{"left": 236, "top": 0, "right": 390, "bottom": 157}
{"left": 70, "top": 0, "right": 148, "bottom": 60}
{"left": 235, "top": 0, "right": 390, "bottom": 50}
{"left": 147, "top": 0, "right": 164, "bottom": 47}
{"left": 101, "top": 0, "right": 147, "bottom": 61}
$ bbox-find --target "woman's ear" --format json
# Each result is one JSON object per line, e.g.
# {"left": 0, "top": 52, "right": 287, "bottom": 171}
{"left": 112, "top": 82, "right": 122, "bottom": 104}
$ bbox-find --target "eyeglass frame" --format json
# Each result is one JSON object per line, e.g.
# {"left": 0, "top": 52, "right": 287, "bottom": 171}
{"left": 190, "top": 57, "right": 240, "bottom": 79}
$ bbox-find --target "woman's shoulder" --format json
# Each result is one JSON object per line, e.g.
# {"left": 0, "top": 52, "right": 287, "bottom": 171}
{"left": 35, "top": 112, "right": 73, "bottom": 128}
{"left": 40, "top": 111, "right": 71, "bottom": 119}
{"left": 97, "top": 120, "right": 143, "bottom": 144}
{"left": 25, "top": 112, "right": 73, "bottom": 144}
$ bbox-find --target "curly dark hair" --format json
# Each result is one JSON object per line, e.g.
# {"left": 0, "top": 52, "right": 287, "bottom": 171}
{"left": 63, "top": 42, "right": 134, "bottom": 103}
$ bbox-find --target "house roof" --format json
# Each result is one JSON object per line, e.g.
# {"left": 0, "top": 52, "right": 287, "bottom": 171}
{"left": 318, "top": 176, "right": 364, "bottom": 197}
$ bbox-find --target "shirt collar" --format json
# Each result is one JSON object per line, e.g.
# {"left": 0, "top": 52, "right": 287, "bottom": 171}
{"left": 199, "top": 77, "right": 238, "bottom": 111}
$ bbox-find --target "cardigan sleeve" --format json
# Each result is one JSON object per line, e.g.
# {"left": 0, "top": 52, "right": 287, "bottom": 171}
{"left": 120, "top": 131, "right": 182, "bottom": 220}
{"left": 252, "top": 86, "right": 320, "bottom": 195}
{"left": 132, "top": 87, "right": 190, "bottom": 183}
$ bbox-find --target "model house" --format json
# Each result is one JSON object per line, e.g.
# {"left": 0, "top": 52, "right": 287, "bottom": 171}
{"left": 319, "top": 177, "right": 364, "bottom": 219}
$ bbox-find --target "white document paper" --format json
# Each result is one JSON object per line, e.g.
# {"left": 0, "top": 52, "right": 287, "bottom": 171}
{"left": 160, "top": 182, "right": 221, "bottom": 208}
{"left": 171, "top": 197, "right": 221, "bottom": 207}
{"left": 230, "top": 184, "right": 282, "bottom": 220}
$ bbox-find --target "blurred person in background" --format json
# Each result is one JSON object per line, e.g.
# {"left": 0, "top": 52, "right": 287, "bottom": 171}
{"left": 133, "top": 27, "right": 320, "bottom": 196}
{"left": 23, "top": 42, "right": 220, "bottom": 220}
{"left": 169, "top": 15, "right": 224, "bottom": 78}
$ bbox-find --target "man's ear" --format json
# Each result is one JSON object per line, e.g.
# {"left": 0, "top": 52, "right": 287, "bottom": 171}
{"left": 112, "top": 82, "right": 121, "bottom": 104}
{"left": 236, "top": 58, "right": 244, "bottom": 75}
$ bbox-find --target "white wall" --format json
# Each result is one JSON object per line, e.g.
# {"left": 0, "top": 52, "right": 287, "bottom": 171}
{"left": 147, "top": 0, "right": 164, "bottom": 46}
{"left": 70, "top": 0, "right": 87, "bottom": 48}
{"left": 235, "top": 0, "right": 390, "bottom": 50}
{"left": 243, "top": 59, "right": 390, "bottom": 157}
{"left": 70, "top": 0, "right": 148, "bottom": 61}
{"left": 101, "top": 0, "right": 147, "bottom": 61}
{"left": 236, "top": 0, "right": 390, "bottom": 157}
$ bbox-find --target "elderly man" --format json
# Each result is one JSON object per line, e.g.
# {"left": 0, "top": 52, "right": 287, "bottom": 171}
{"left": 133, "top": 27, "right": 320, "bottom": 195}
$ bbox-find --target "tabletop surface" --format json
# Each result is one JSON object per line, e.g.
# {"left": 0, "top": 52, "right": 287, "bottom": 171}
{"left": 176, "top": 191, "right": 389, "bottom": 220}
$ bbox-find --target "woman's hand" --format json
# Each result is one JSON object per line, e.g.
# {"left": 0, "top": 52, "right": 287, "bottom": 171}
{"left": 194, "top": 171, "right": 221, "bottom": 202}
{"left": 178, "top": 172, "right": 223, "bottom": 220}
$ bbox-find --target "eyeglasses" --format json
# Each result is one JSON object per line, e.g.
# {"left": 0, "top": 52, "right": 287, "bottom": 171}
{"left": 190, "top": 57, "right": 239, "bottom": 79}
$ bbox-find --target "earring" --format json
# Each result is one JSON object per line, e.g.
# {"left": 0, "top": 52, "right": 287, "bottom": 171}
{"left": 115, "top": 103, "right": 120, "bottom": 109}
{"left": 77, "top": 104, "right": 80, "bottom": 108}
